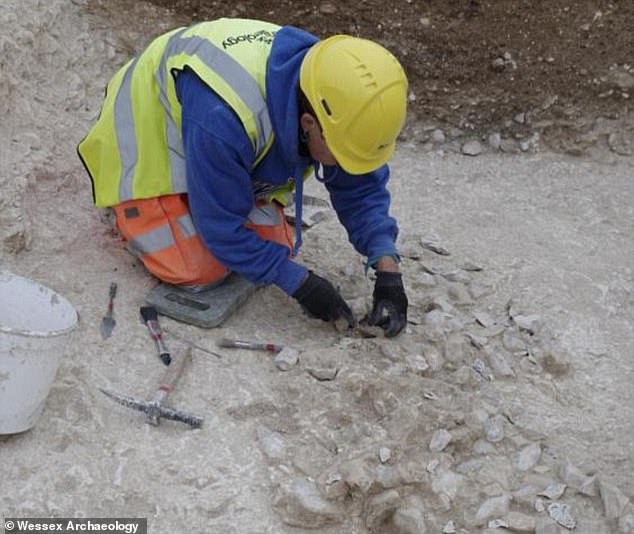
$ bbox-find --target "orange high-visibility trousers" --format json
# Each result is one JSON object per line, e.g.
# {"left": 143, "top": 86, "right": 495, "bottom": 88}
{"left": 112, "top": 194, "right": 294, "bottom": 287}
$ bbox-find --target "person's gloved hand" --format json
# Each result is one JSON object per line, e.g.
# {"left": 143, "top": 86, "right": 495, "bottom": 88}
{"left": 292, "top": 271, "right": 356, "bottom": 327}
{"left": 367, "top": 271, "right": 408, "bottom": 337}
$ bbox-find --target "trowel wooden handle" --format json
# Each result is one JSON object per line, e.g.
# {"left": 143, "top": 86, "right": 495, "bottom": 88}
{"left": 158, "top": 346, "right": 191, "bottom": 393}
{"left": 150, "top": 346, "right": 192, "bottom": 408}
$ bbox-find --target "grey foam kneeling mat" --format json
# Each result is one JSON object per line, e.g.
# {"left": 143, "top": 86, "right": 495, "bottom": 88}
{"left": 145, "top": 273, "right": 256, "bottom": 328}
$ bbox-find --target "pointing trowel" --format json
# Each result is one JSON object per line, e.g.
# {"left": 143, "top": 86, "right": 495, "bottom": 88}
{"left": 100, "top": 282, "right": 117, "bottom": 339}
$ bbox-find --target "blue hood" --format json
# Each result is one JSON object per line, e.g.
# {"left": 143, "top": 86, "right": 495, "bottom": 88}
{"left": 266, "top": 26, "right": 321, "bottom": 254}
{"left": 266, "top": 26, "right": 319, "bottom": 169}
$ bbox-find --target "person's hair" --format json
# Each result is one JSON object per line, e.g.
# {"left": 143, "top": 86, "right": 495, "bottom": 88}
{"left": 298, "top": 89, "right": 316, "bottom": 118}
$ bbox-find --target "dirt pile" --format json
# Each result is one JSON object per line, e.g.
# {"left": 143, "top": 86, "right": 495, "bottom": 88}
{"left": 149, "top": 0, "right": 634, "bottom": 155}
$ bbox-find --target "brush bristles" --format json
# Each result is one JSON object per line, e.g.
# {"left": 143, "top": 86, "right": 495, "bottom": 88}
{"left": 140, "top": 306, "right": 158, "bottom": 322}
{"left": 216, "top": 338, "right": 235, "bottom": 348}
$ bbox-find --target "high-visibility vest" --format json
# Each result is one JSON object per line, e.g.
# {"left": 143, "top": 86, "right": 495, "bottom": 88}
{"left": 78, "top": 19, "right": 281, "bottom": 208}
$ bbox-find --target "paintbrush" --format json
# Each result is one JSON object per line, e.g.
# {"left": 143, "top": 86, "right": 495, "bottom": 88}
{"left": 140, "top": 306, "right": 171, "bottom": 365}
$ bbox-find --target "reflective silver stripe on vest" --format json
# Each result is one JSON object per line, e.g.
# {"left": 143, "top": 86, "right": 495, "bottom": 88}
{"left": 114, "top": 27, "right": 273, "bottom": 201}
{"left": 177, "top": 213, "right": 198, "bottom": 239}
{"left": 127, "top": 223, "right": 175, "bottom": 257}
{"left": 115, "top": 56, "right": 141, "bottom": 201}
{"left": 158, "top": 28, "right": 189, "bottom": 194}
{"left": 247, "top": 204, "right": 281, "bottom": 226}
{"left": 159, "top": 30, "right": 273, "bottom": 154}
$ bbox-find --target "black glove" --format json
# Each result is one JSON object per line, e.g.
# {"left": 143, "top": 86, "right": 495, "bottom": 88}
{"left": 367, "top": 271, "right": 408, "bottom": 337}
{"left": 292, "top": 271, "right": 357, "bottom": 327}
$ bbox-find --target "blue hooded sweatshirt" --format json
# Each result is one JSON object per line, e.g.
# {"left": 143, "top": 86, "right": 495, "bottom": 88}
{"left": 175, "top": 24, "right": 400, "bottom": 296}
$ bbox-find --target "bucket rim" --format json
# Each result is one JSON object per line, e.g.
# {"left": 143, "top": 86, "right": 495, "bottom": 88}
{"left": 0, "top": 271, "right": 79, "bottom": 338}
{"left": 0, "top": 318, "right": 78, "bottom": 338}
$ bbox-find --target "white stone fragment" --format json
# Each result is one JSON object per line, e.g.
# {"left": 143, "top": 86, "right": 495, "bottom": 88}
{"left": 426, "top": 459, "right": 439, "bottom": 473}
{"left": 307, "top": 366, "right": 338, "bottom": 381}
{"left": 502, "top": 512, "right": 536, "bottom": 532}
{"left": 547, "top": 502, "right": 576, "bottom": 530}
{"left": 513, "top": 313, "right": 543, "bottom": 334}
{"left": 405, "top": 353, "right": 430, "bottom": 375}
{"left": 538, "top": 482, "right": 567, "bottom": 500}
{"left": 484, "top": 415, "right": 506, "bottom": 443}
{"left": 274, "top": 346, "right": 299, "bottom": 371}
{"left": 275, "top": 478, "right": 343, "bottom": 528}
{"left": 488, "top": 132, "right": 502, "bottom": 149}
{"left": 431, "top": 471, "right": 464, "bottom": 501}
{"left": 619, "top": 513, "right": 634, "bottom": 533}
{"left": 534, "top": 497, "right": 546, "bottom": 512}
{"left": 421, "top": 238, "right": 450, "bottom": 256}
{"left": 559, "top": 460, "right": 598, "bottom": 496}
{"left": 431, "top": 128, "right": 445, "bottom": 143}
{"left": 474, "top": 310, "right": 497, "bottom": 327}
{"left": 466, "top": 332, "right": 488, "bottom": 349}
{"left": 599, "top": 480, "right": 631, "bottom": 519}
{"left": 462, "top": 140, "right": 483, "bottom": 156}
{"left": 516, "top": 442, "right": 542, "bottom": 471}
{"left": 256, "top": 425, "right": 286, "bottom": 460}
{"left": 475, "top": 495, "right": 511, "bottom": 525}
{"left": 502, "top": 329, "right": 527, "bottom": 353}
{"left": 488, "top": 518, "right": 508, "bottom": 528}
{"left": 486, "top": 351, "right": 515, "bottom": 378}
{"left": 379, "top": 447, "right": 392, "bottom": 464}
{"left": 429, "top": 429, "right": 452, "bottom": 452}
{"left": 472, "top": 358, "right": 493, "bottom": 381}
{"left": 473, "top": 439, "right": 497, "bottom": 456}
{"left": 442, "top": 520, "right": 456, "bottom": 533}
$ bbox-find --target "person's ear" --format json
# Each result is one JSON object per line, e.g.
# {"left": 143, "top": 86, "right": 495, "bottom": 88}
{"left": 300, "top": 112, "right": 319, "bottom": 133}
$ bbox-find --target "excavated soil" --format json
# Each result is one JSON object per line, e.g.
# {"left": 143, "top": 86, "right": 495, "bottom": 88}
{"left": 146, "top": 0, "right": 634, "bottom": 154}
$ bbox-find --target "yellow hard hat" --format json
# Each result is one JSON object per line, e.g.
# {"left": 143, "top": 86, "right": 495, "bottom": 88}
{"left": 300, "top": 35, "right": 408, "bottom": 175}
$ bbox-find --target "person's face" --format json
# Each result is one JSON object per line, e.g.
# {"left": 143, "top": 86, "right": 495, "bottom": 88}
{"left": 300, "top": 113, "right": 337, "bottom": 166}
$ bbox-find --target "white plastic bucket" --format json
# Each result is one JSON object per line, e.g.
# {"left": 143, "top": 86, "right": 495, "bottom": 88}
{"left": 0, "top": 271, "right": 78, "bottom": 434}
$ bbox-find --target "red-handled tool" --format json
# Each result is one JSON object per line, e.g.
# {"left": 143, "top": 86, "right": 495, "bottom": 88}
{"left": 217, "top": 338, "right": 284, "bottom": 353}
{"left": 140, "top": 306, "right": 171, "bottom": 365}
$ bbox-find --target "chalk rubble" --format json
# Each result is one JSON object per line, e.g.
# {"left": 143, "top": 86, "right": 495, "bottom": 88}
{"left": 392, "top": 495, "right": 428, "bottom": 534}
{"left": 475, "top": 494, "right": 511, "bottom": 525}
{"left": 599, "top": 479, "right": 631, "bottom": 519}
{"left": 275, "top": 477, "right": 344, "bottom": 528}
{"left": 558, "top": 460, "right": 598, "bottom": 496}
{"left": 484, "top": 415, "right": 506, "bottom": 443}
{"left": 256, "top": 425, "right": 286, "bottom": 461}
{"left": 429, "top": 428, "right": 452, "bottom": 452}
{"left": 502, "top": 511, "right": 536, "bottom": 532}
{"left": 516, "top": 442, "right": 542, "bottom": 471}
{"left": 547, "top": 502, "right": 576, "bottom": 530}
{"left": 364, "top": 489, "right": 402, "bottom": 531}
